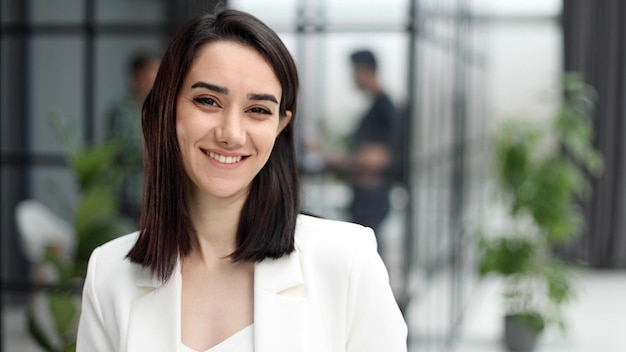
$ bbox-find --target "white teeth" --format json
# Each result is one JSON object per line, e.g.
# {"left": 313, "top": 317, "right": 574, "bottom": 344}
{"left": 208, "top": 151, "right": 242, "bottom": 164}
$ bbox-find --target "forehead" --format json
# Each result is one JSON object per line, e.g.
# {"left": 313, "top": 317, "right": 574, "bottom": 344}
{"left": 185, "top": 41, "right": 282, "bottom": 95}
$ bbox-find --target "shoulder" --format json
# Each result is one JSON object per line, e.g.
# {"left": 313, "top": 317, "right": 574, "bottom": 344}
{"left": 93, "top": 231, "right": 139, "bottom": 259}
{"left": 376, "top": 92, "right": 394, "bottom": 105}
{"left": 292, "top": 214, "right": 408, "bottom": 349}
{"left": 294, "top": 214, "right": 379, "bottom": 271}
{"left": 85, "top": 232, "right": 141, "bottom": 283}
{"left": 295, "top": 214, "right": 377, "bottom": 251}
{"left": 373, "top": 93, "right": 397, "bottom": 114}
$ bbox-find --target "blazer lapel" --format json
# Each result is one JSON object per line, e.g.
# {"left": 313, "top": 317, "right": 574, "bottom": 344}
{"left": 127, "top": 261, "right": 182, "bottom": 352}
{"left": 254, "top": 250, "right": 308, "bottom": 352}
{"left": 124, "top": 252, "right": 307, "bottom": 352}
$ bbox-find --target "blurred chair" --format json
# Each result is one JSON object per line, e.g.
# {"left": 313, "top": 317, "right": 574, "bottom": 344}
{"left": 14, "top": 199, "right": 76, "bottom": 348}
{"left": 14, "top": 199, "right": 76, "bottom": 283}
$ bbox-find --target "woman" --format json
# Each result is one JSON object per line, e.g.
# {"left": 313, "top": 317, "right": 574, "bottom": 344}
{"left": 76, "top": 9, "right": 407, "bottom": 352}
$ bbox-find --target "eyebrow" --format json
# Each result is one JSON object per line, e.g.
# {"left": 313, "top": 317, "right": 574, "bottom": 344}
{"left": 191, "top": 81, "right": 278, "bottom": 104}
{"left": 191, "top": 82, "right": 228, "bottom": 94}
{"left": 247, "top": 93, "right": 278, "bottom": 104}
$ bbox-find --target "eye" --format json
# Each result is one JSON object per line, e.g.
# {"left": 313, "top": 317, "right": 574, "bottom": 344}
{"left": 247, "top": 106, "right": 272, "bottom": 115}
{"left": 193, "top": 96, "right": 219, "bottom": 107}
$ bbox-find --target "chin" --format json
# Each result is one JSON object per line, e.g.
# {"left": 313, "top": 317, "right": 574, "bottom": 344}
{"left": 204, "top": 183, "right": 251, "bottom": 201}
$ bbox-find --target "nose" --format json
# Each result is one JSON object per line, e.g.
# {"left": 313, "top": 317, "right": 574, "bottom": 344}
{"left": 215, "top": 109, "right": 246, "bottom": 147}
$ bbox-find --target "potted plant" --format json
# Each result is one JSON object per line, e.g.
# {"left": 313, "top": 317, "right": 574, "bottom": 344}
{"left": 477, "top": 73, "right": 603, "bottom": 352}
{"left": 26, "top": 117, "right": 135, "bottom": 352}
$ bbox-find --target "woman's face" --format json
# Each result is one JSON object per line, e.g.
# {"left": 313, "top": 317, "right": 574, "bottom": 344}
{"left": 176, "top": 41, "right": 291, "bottom": 202}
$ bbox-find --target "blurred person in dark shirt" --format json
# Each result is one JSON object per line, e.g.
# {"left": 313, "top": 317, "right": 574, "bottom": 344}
{"left": 105, "top": 52, "right": 160, "bottom": 221}
{"left": 327, "top": 49, "right": 400, "bottom": 251}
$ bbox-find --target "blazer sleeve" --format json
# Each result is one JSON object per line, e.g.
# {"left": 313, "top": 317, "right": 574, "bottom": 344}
{"left": 76, "top": 247, "right": 115, "bottom": 352}
{"left": 345, "top": 229, "right": 408, "bottom": 352}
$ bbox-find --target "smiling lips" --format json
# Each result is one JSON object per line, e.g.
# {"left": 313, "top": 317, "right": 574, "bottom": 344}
{"left": 204, "top": 150, "right": 245, "bottom": 164}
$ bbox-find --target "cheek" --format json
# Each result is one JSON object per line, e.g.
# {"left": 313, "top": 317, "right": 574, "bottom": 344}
{"left": 175, "top": 120, "right": 188, "bottom": 152}
{"left": 258, "top": 128, "right": 281, "bottom": 156}
{"left": 176, "top": 121, "right": 188, "bottom": 143}
{"left": 175, "top": 114, "right": 195, "bottom": 162}
{"left": 175, "top": 103, "right": 196, "bottom": 147}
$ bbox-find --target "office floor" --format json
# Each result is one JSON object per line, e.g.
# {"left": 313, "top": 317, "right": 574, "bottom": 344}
{"left": 451, "top": 270, "right": 626, "bottom": 352}
{"left": 3, "top": 303, "right": 40, "bottom": 352}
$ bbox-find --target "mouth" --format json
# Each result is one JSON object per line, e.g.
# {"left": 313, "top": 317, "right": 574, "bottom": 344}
{"left": 202, "top": 149, "right": 246, "bottom": 164}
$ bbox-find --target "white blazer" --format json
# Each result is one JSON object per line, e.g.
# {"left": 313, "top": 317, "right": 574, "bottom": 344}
{"left": 76, "top": 214, "right": 408, "bottom": 352}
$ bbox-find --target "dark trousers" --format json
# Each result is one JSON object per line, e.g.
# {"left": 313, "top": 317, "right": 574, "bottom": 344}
{"left": 349, "top": 185, "right": 391, "bottom": 252}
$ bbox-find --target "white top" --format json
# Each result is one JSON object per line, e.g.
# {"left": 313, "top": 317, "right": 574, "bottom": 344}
{"left": 181, "top": 324, "right": 254, "bottom": 352}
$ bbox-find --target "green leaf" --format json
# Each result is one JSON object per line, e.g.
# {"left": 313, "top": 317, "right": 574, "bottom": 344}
{"left": 63, "top": 343, "right": 77, "bottom": 352}
{"left": 479, "top": 237, "right": 536, "bottom": 276}
{"left": 74, "top": 189, "right": 117, "bottom": 238}
{"left": 48, "top": 293, "right": 79, "bottom": 338}
{"left": 48, "top": 113, "right": 78, "bottom": 160}
{"left": 546, "top": 261, "right": 574, "bottom": 305}
{"left": 42, "top": 247, "right": 75, "bottom": 288}
{"left": 27, "top": 309, "right": 58, "bottom": 352}
{"left": 515, "top": 311, "right": 546, "bottom": 334}
{"left": 71, "top": 142, "right": 124, "bottom": 191}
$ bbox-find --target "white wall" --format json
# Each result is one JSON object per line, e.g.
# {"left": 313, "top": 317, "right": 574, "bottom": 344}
{"left": 475, "top": 0, "right": 563, "bottom": 130}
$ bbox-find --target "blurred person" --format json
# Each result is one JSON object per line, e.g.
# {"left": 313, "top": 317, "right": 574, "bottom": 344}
{"left": 327, "top": 49, "right": 400, "bottom": 252}
{"left": 77, "top": 9, "right": 407, "bottom": 352}
{"left": 105, "top": 52, "right": 160, "bottom": 221}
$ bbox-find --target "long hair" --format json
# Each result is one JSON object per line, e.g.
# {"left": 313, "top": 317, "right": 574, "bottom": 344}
{"left": 127, "top": 9, "right": 300, "bottom": 283}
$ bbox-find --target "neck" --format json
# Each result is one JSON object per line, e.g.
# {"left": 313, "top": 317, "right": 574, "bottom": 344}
{"left": 186, "top": 190, "right": 247, "bottom": 265}
{"left": 368, "top": 81, "right": 382, "bottom": 96}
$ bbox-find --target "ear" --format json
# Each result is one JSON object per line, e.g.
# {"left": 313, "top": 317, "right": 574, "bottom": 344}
{"left": 277, "top": 110, "right": 292, "bottom": 134}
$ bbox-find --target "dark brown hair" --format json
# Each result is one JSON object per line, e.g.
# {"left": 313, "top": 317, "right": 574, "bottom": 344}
{"left": 127, "top": 9, "right": 300, "bottom": 282}
{"left": 350, "top": 49, "right": 377, "bottom": 71}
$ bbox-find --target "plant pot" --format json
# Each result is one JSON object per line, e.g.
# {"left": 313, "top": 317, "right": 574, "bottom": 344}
{"left": 504, "top": 314, "right": 539, "bottom": 352}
